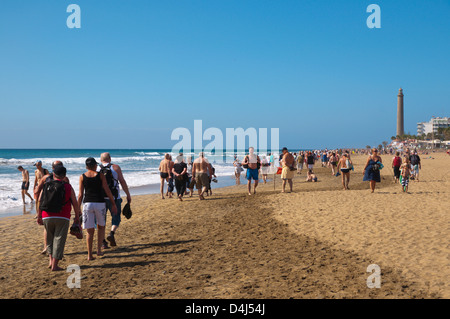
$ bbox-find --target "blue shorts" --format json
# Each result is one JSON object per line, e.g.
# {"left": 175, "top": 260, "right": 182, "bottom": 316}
{"left": 105, "top": 198, "right": 122, "bottom": 227}
{"left": 246, "top": 168, "right": 259, "bottom": 181}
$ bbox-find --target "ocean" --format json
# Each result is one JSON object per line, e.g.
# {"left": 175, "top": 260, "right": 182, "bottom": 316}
{"left": 0, "top": 149, "right": 280, "bottom": 217}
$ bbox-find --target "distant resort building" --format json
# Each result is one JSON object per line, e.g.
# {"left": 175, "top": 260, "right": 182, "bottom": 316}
{"left": 417, "top": 117, "right": 450, "bottom": 136}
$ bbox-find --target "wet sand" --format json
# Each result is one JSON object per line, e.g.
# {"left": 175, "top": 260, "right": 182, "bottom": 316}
{"left": 0, "top": 152, "right": 448, "bottom": 299}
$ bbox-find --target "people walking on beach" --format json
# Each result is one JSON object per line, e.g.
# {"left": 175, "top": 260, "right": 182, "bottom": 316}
{"left": 400, "top": 156, "right": 411, "bottom": 193}
{"left": 17, "top": 166, "right": 33, "bottom": 204}
{"left": 33, "top": 161, "right": 49, "bottom": 217}
{"left": 363, "top": 148, "right": 382, "bottom": 193}
{"left": 297, "top": 151, "right": 304, "bottom": 174}
{"left": 159, "top": 154, "right": 171, "bottom": 199}
{"left": 392, "top": 152, "right": 402, "bottom": 183}
{"left": 328, "top": 152, "right": 337, "bottom": 176}
{"left": 261, "top": 155, "right": 269, "bottom": 184}
{"left": 409, "top": 151, "right": 421, "bottom": 182}
{"left": 321, "top": 151, "right": 328, "bottom": 167}
{"left": 337, "top": 153, "right": 353, "bottom": 190}
{"left": 98, "top": 152, "right": 131, "bottom": 248}
{"left": 78, "top": 157, "right": 117, "bottom": 260}
{"left": 280, "top": 147, "right": 295, "bottom": 193}
{"left": 192, "top": 152, "right": 213, "bottom": 200}
{"left": 34, "top": 161, "right": 70, "bottom": 255}
{"left": 185, "top": 156, "right": 194, "bottom": 196}
{"left": 306, "top": 151, "right": 315, "bottom": 172}
{"left": 172, "top": 154, "right": 187, "bottom": 201}
{"left": 36, "top": 165, "right": 81, "bottom": 271}
{"left": 167, "top": 155, "right": 175, "bottom": 198}
{"left": 242, "top": 147, "right": 261, "bottom": 195}
{"left": 233, "top": 155, "right": 243, "bottom": 185}
{"left": 205, "top": 162, "right": 216, "bottom": 196}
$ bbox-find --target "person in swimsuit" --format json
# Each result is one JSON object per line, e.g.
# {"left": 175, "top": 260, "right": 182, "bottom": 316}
{"left": 192, "top": 152, "right": 213, "bottom": 200}
{"left": 17, "top": 166, "right": 34, "bottom": 204}
{"left": 337, "top": 153, "right": 353, "bottom": 190}
{"left": 242, "top": 147, "right": 261, "bottom": 196}
{"left": 280, "top": 147, "right": 295, "bottom": 193}
{"left": 159, "top": 154, "right": 171, "bottom": 199}
{"left": 363, "top": 148, "right": 382, "bottom": 193}
{"left": 233, "top": 155, "right": 242, "bottom": 185}
{"left": 78, "top": 157, "right": 117, "bottom": 261}
{"left": 260, "top": 155, "right": 269, "bottom": 184}
{"left": 400, "top": 156, "right": 411, "bottom": 193}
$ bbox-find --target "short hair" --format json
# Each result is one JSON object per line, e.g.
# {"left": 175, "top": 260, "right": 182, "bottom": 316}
{"left": 100, "top": 152, "right": 111, "bottom": 162}
{"left": 52, "top": 161, "right": 63, "bottom": 169}
{"left": 17, "top": 166, "right": 23, "bottom": 170}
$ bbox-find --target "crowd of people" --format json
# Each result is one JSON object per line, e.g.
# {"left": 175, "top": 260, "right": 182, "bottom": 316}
{"left": 17, "top": 146, "right": 425, "bottom": 271}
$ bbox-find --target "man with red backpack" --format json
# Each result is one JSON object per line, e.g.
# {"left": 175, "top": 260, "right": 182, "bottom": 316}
{"left": 392, "top": 151, "right": 402, "bottom": 183}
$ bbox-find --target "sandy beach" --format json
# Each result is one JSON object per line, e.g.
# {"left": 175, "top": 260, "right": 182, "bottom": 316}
{"left": 0, "top": 152, "right": 448, "bottom": 299}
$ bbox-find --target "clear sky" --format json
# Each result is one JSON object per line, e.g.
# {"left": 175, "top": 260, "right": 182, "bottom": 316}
{"left": 0, "top": 0, "right": 449, "bottom": 149}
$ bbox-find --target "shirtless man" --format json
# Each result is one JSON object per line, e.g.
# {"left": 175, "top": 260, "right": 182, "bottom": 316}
{"left": 242, "top": 147, "right": 261, "bottom": 196}
{"left": 33, "top": 160, "right": 49, "bottom": 217}
{"left": 280, "top": 147, "right": 295, "bottom": 193}
{"left": 192, "top": 152, "right": 212, "bottom": 200}
{"left": 159, "top": 154, "right": 171, "bottom": 199}
{"left": 18, "top": 166, "right": 33, "bottom": 204}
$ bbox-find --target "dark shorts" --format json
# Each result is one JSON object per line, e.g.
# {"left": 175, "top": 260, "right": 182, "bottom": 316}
{"left": 105, "top": 198, "right": 122, "bottom": 227}
{"left": 246, "top": 168, "right": 259, "bottom": 181}
{"left": 393, "top": 167, "right": 400, "bottom": 178}
{"left": 160, "top": 172, "right": 169, "bottom": 179}
{"left": 340, "top": 168, "right": 350, "bottom": 173}
{"left": 21, "top": 182, "right": 29, "bottom": 190}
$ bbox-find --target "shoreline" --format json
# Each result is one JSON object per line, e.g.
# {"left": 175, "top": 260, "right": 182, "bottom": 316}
{"left": 0, "top": 172, "right": 251, "bottom": 218}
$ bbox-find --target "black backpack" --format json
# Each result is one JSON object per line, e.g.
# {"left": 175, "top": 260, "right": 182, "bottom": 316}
{"left": 39, "top": 180, "right": 67, "bottom": 213}
{"left": 99, "top": 163, "right": 119, "bottom": 200}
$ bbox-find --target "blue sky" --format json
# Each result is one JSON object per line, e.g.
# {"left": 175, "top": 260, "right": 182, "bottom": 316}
{"left": 0, "top": 0, "right": 449, "bottom": 149}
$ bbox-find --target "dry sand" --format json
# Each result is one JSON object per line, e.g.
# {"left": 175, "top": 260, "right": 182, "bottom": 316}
{"left": 0, "top": 152, "right": 448, "bottom": 299}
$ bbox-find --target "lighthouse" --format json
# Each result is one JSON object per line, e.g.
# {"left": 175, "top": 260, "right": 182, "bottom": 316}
{"left": 397, "top": 88, "right": 404, "bottom": 137}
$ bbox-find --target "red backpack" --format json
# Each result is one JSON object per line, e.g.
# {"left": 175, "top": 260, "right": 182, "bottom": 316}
{"left": 393, "top": 156, "right": 401, "bottom": 167}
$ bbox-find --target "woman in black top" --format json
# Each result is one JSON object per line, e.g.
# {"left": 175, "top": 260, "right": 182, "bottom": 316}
{"left": 78, "top": 157, "right": 117, "bottom": 260}
{"left": 172, "top": 155, "right": 187, "bottom": 201}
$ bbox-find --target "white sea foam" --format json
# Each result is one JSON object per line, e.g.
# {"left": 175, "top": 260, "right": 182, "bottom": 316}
{"left": 0, "top": 150, "right": 279, "bottom": 215}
